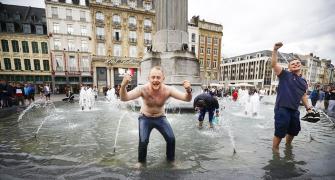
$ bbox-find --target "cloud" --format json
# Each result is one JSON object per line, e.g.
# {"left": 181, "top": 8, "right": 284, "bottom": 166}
{"left": 189, "top": 0, "right": 335, "bottom": 63}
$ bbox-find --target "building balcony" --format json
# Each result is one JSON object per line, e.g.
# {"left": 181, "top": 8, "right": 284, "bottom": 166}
{"left": 144, "top": 25, "right": 152, "bottom": 32}
{"left": 144, "top": 39, "right": 152, "bottom": 45}
{"left": 128, "top": 38, "right": 137, "bottom": 45}
{"left": 113, "top": 38, "right": 122, "bottom": 44}
{"left": 112, "top": 22, "right": 121, "bottom": 28}
{"left": 52, "top": 14, "right": 58, "bottom": 19}
{"left": 128, "top": 24, "right": 137, "bottom": 30}
{"left": 96, "top": 35, "right": 105, "bottom": 41}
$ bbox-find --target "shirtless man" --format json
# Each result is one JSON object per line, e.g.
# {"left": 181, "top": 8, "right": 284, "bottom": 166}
{"left": 120, "top": 66, "right": 192, "bottom": 167}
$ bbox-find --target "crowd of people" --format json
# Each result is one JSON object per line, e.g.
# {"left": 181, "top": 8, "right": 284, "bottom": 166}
{"left": 0, "top": 79, "right": 52, "bottom": 108}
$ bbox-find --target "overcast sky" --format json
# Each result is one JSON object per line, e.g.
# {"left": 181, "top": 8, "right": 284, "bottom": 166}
{"left": 2, "top": 0, "right": 334, "bottom": 63}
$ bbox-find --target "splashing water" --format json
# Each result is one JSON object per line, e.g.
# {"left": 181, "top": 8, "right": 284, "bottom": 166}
{"left": 18, "top": 99, "right": 45, "bottom": 122}
{"left": 113, "top": 111, "right": 128, "bottom": 153}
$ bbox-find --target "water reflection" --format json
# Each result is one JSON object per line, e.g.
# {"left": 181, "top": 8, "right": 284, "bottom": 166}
{"left": 263, "top": 145, "right": 307, "bottom": 179}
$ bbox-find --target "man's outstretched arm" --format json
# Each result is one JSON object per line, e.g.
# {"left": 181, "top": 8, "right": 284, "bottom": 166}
{"left": 272, "top": 42, "right": 283, "bottom": 76}
{"left": 170, "top": 80, "right": 192, "bottom": 102}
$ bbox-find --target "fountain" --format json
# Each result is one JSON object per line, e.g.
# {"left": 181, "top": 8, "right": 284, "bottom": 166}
{"left": 0, "top": 2, "right": 334, "bottom": 179}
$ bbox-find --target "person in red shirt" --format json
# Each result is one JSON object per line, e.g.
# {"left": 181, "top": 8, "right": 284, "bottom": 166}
{"left": 232, "top": 89, "right": 238, "bottom": 101}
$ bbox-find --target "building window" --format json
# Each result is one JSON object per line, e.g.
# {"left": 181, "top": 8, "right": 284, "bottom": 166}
{"left": 4, "top": 58, "right": 11, "bottom": 70}
{"left": 206, "top": 59, "right": 211, "bottom": 68}
{"left": 113, "top": 15, "right": 121, "bottom": 24}
{"left": 97, "top": 43, "right": 105, "bottom": 56}
{"left": 67, "top": 24, "right": 73, "bottom": 34}
{"left": 112, "top": 0, "right": 121, "bottom": 6}
{"left": 6, "top": 23, "right": 14, "bottom": 32}
{"left": 55, "top": 56, "right": 63, "bottom": 71}
{"left": 113, "top": 44, "right": 121, "bottom": 56}
{"left": 80, "top": 10, "right": 86, "bottom": 21}
{"left": 200, "top": 47, "right": 204, "bottom": 54}
{"left": 81, "top": 56, "right": 89, "bottom": 71}
{"left": 96, "top": 27, "right": 104, "bottom": 36}
{"left": 144, "top": 19, "right": 152, "bottom": 28}
{"left": 191, "top": 45, "right": 195, "bottom": 53}
{"left": 34, "top": 59, "right": 41, "bottom": 70}
{"left": 81, "top": 40, "right": 88, "bottom": 51}
{"left": 14, "top": 59, "right": 22, "bottom": 70}
{"left": 12, "top": 40, "right": 19, "bottom": 52}
{"left": 1, "top": 40, "right": 9, "bottom": 52}
{"left": 206, "top": 48, "right": 211, "bottom": 55}
{"left": 81, "top": 25, "right": 87, "bottom": 36}
{"left": 199, "top": 58, "right": 204, "bottom": 66}
{"left": 96, "top": 12, "right": 104, "bottom": 21}
{"left": 213, "top": 49, "right": 218, "bottom": 56}
{"left": 22, "top": 41, "right": 29, "bottom": 53}
{"left": 23, "top": 24, "right": 31, "bottom": 34}
{"left": 54, "top": 39, "right": 61, "bottom": 50}
{"left": 143, "top": 1, "right": 152, "bottom": 10}
{"left": 43, "top": 60, "right": 50, "bottom": 71}
{"left": 200, "top": 36, "right": 205, "bottom": 43}
{"left": 214, "top": 37, "right": 218, "bottom": 45}
{"left": 128, "top": 0, "right": 137, "bottom": 8}
{"left": 213, "top": 60, "right": 217, "bottom": 68}
{"left": 36, "top": 25, "right": 43, "bottom": 35}
{"left": 129, "top": 31, "right": 137, "bottom": 42}
{"left": 144, "top": 33, "right": 152, "bottom": 44}
{"left": 41, "top": 42, "right": 48, "bottom": 54}
{"left": 66, "top": 9, "right": 72, "bottom": 20}
{"left": 68, "top": 39, "right": 75, "bottom": 51}
{"left": 113, "top": 29, "right": 121, "bottom": 41}
{"left": 129, "top": 46, "right": 137, "bottom": 57}
{"left": 51, "top": 7, "right": 58, "bottom": 18}
{"left": 207, "top": 37, "right": 212, "bottom": 44}
{"left": 32, "top": 42, "right": 39, "bottom": 53}
{"left": 24, "top": 59, "right": 31, "bottom": 70}
{"left": 68, "top": 55, "right": 76, "bottom": 71}
{"left": 128, "top": 16, "right": 136, "bottom": 26}
{"left": 191, "top": 33, "right": 196, "bottom": 42}
{"left": 53, "top": 23, "right": 59, "bottom": 33}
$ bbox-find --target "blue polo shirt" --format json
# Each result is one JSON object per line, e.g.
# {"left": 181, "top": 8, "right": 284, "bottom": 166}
{"left": 275, "top": 70, "right": 307, "bottom": 110}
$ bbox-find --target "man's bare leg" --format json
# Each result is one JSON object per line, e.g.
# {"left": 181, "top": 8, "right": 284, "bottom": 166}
{"left": 285, "top": 134, "right": 294, "bottom": 145}
{"left": 272, "top": 136, "right": 282, "bottom": 154}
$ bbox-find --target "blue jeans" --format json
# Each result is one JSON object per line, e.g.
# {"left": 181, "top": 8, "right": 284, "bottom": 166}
{"left": 198, "top": 108, "right": 215, "bottom": 123}
{"left": 138, "top": 114, "right": 175, "bottom": 163}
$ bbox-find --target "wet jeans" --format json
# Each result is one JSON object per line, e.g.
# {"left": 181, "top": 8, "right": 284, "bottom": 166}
{"left": 198, "top": 108, "right": 215, "bottom": 122}
{"left": 138, "top": 114, "right": 175, "bottom": 163}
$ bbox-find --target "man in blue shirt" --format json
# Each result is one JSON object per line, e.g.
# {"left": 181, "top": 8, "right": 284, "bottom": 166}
{"left": 271, "top": 42, "right": 312, "bottom": 154}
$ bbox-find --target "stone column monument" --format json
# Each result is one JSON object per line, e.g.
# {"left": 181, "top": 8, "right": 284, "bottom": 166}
{"left": 139, "top": 0, "right": 201, "bottom": 96}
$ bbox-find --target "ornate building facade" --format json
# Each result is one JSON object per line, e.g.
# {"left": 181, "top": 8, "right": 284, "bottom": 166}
{"left": 45, "top": 0, "right": 92, "bottom": 93}
{"left": 90, "top": 0, "right": 155, "bottom": 92}
{"left": 188, "top": 16, "right": 223, "bottom": 86}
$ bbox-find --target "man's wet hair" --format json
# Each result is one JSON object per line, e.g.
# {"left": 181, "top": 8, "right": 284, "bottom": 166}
{"left": 150, "top": 66, "right": 165, "bottom": 75}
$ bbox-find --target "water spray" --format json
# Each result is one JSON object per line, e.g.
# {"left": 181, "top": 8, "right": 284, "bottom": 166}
{"left": 113, "top": 112, "right": 128, "bottom": 153}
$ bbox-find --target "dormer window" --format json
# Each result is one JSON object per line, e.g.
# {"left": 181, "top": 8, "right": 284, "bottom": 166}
{"left": 36, "top": 25, "right": 43, "bottom": 35}
{"left": 6, "top": 23, "right": 14, "bottom": 32}
{"left": 112, "top": 0, "right": 121, "bottom": 6}
{"left": 128, "top": 0, "right": 137, "bottom": 8}
{"left": 143, "top": 1, "right": 152, "bottom": 10}
{"left": 14, "top": 13, "right": 20, "bottom": 21}
{"left": 23, "top": 24, "right": 31, "bottom": 34}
